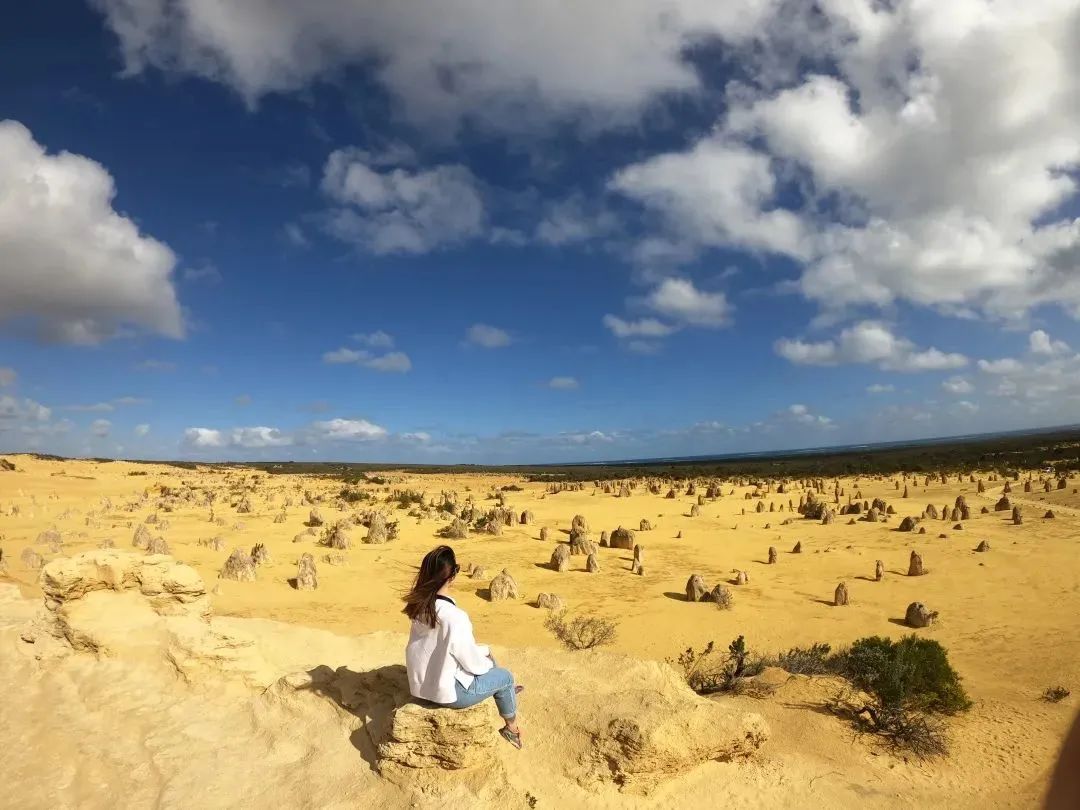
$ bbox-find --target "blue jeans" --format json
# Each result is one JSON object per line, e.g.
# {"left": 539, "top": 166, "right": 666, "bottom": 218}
{"left": 447, "top": 666, "right": 517, "bottom": 719}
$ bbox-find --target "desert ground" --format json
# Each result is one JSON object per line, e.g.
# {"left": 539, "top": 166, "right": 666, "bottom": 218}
{"left": 2, "top": 453, "right": 1078, "bottom": 809}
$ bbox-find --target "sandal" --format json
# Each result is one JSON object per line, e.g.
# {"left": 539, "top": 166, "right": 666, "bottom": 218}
{"left": 499, "top": 726, "right": 523, "bottom": 749}
{"left": 514, "top": 685, "right": 525, "bottom": 695}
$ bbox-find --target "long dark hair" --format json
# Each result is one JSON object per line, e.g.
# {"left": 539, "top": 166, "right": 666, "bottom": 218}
{"left": 403, "top": 545, "right": 459, "bottom": 628}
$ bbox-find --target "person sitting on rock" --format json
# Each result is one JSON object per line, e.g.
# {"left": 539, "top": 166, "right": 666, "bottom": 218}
{"left": 403, "top": 544, "right": 524, "bottom": 748}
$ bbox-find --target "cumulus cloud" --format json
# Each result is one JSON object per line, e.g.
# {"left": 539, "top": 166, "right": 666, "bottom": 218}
{"left": 645, "top": 278, "right": 731, "bottom": 328}
{"left": 1029, "top": 330, "right": 1070, "bottom": 357}
{"left": 90, "top": 418, "right": 111, "bottom": 438}
{"left": 0, "top": 120, "right": 183, "bottom": 344}
{"left": 91, "top": 0, "right": 775, "bottom": 132}
{"left": 133, "top": 423, "right": 150, "bottom": 437}
{"left": 609, "top": 2, "right": 1080, "bottom": 322}
{"left": 183, "top": 426, "right": 292, "bottom": 449}
{"left": 942, "top": 377, "right": 974, "bottom": 395}
{"left": 610, "top": 139, "right": 807, "bottom": 259}
{"left": 548, "top": 376, "right": 579, "bottom": 390}
{"left": 776, "top": 322, "right": 968, "bottom": 372}
{"left": 321, "top": 149, "right": 484, "bottom": 254}
{"left": 866, "top": 384, "right": 893, "bottom": 394}
{"left": 977, "top": 358, "right": 1024, "bottom": 375}
{"left": 311, "top": 418, "right": 388, "bottom": 441}
{"left": 602, "top": 315, "right": 675, "bottom": 339}
{"left": 465, "top": 323, "right": 512, "bottom": 348}
{"left": 322, "top": 347, "right": 412, "bottom": 373}
{"left": 535, "top": 194, "right": 619, "bottom": 246}
{"left": 0, "top": 395, "right": 51, "bottom": 425}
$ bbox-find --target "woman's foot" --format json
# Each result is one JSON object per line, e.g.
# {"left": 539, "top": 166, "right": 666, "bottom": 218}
{"left": 499, "top": 723, "right": 523, "bottom": 749}
{"left": 514, "top": 685, "right": 525, "bottom": 695}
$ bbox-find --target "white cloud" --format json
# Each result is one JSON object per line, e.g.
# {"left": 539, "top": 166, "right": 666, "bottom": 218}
{"left": 942, "top": 377, "right": 974, "bottom": 395}
{"left": 352, "top": 330, "right": 394, "bottom": 348}
{"left": 401, "top": 431, "right": 431, "bottom": 442}
{"left": 183, "top": 425, "right": 292, "bottom": 449}
{"left": 321, "top": 149, "right": 484, "bottom": 254}
{"left": 90, "top": 418, "right": 111, "bottom": 438}
{"left": 364, "top": 352, "right": 412, "bottom": 373}
{"left": 0, "top": 367, "right": 15, "bottom": 387}
{"left": 1029, "top": 329, "right": 1070, "bottom": 356}
{"left": 952, "top": 400, "right": 979, "bottom": 415}
{"left": 535, "top": 195, "right": 618, "bottom": 246}
{"left": 776, "top": 321, "right": 967, "bottom": 372}
{"left": 229, "top": 426, "right": 292, "bottom": 448}
{"left": 0, "top": 395, "right": 51, "bottom": 425}
{"left": 645, "top": 277, "right": 731, "bottom": 328}
{"left": 608, "top": 3, "right": 1080, "bottom": 322}
{"left": 601, "top": 315, "right": 675, "bottom": 339}
{"left": 977, "top": 358, "right": 1024, "bottom": 375}
{"left": 311, "top": 418, "right": 388, "bottom": 442}
{"left": 611, "top": 138, "right": 807, "bottom": 260}
{"left": 0, "top": 120, "right": 183, "bottom": 344}
{"left": 234, "top": 394, "right": 252, "bottom": 406}
{"left": 559, "top": 430, "right": 615, "bottom": 445}
{"left": 548, "top": 376, "right": 579, "bottom": 390}
{"left": 183, "top": 428, "right": 227, "bottom": 448}
{"left": 133, "top": 423, "right": 150, "bottom": 437}
{"left": 465, "top": 323, "right": 512, "bottom": 348}
{"left": 91, "top": 0, "right": 776, "bottom": 133}
{"left": 866, "top": 384, "right": 893, "bottom": 394}
{"left": 322, "top": 347, "right": 412, "bottom": 373}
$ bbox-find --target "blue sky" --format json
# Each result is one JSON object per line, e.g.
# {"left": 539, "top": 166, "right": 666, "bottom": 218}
{"left": 2, "top": 1, "right": 1079, "bottom": 463}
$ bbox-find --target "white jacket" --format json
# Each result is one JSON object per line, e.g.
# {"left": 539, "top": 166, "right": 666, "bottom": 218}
{"left": 406, "top": 595, "right": 493, "bottom": 704}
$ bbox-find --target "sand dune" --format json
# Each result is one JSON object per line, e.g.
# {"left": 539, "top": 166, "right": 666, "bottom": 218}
{"left": 1, "top": 454, "right": 1077, "bottom": 808}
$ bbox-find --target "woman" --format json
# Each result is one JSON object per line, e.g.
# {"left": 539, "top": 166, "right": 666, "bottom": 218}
{"left": 403, "top": 545, "right": 524, "bottom": 748}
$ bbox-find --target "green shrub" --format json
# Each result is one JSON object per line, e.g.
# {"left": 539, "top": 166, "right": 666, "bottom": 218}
{"left": 338, "top": 486, "right": 372, "bottom": 504}
{"left": 387, "top": 489, "right": 424, "bottom": 509}
{"left": 771, "top": 642, "right": 838, "bottom": 675}
{"left": 837, "top": 636, "right": 971, "bottom": 717}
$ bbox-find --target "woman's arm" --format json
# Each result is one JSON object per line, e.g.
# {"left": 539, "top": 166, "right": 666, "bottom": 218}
{"left": 448, "top": 613, "right": 494, "bottom": 675}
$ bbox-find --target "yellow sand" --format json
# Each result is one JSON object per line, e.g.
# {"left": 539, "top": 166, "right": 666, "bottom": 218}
{"left": 2, "top": 454, "right": 1078, "bottom": 808}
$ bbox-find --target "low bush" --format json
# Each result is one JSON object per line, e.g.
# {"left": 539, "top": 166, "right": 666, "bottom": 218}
{"left": 670, "top": 636, "right": 765, "bottom": 695}
{"left": 387, "top": 489, "right": 424, "bottom": 509}
{"left": 1042, "top": 685, "right": 1071, "bottom": 703}
{"left": 338, "top": 486, "right": 372, "bottom": 504}
{"left": 830, "top": 636, "right": 971, "bottom": 758}
{"left": 544, "top": 611, "right": 617, "bottom": 651}
{"left": 770, "top": 642, "right": 838, "bottom": 675}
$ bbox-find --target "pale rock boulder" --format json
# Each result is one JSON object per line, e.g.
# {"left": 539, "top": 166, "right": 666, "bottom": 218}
{"left": 489, "top": 570, "right": 519, "bottom": 601}
{"left": 377, "top": 702, "right": 502, "bottom": 787}
{"left": 550, "top": 544, "right": 571, "bottom": 572}
{"left": 296, "top": 553, "right": 318, "bottom": 590}
{"left": 536, "top": 592, "right": 565, "bottom": 611}
{"left": 685, "top": 574, "right": 707, "bottom": 602}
